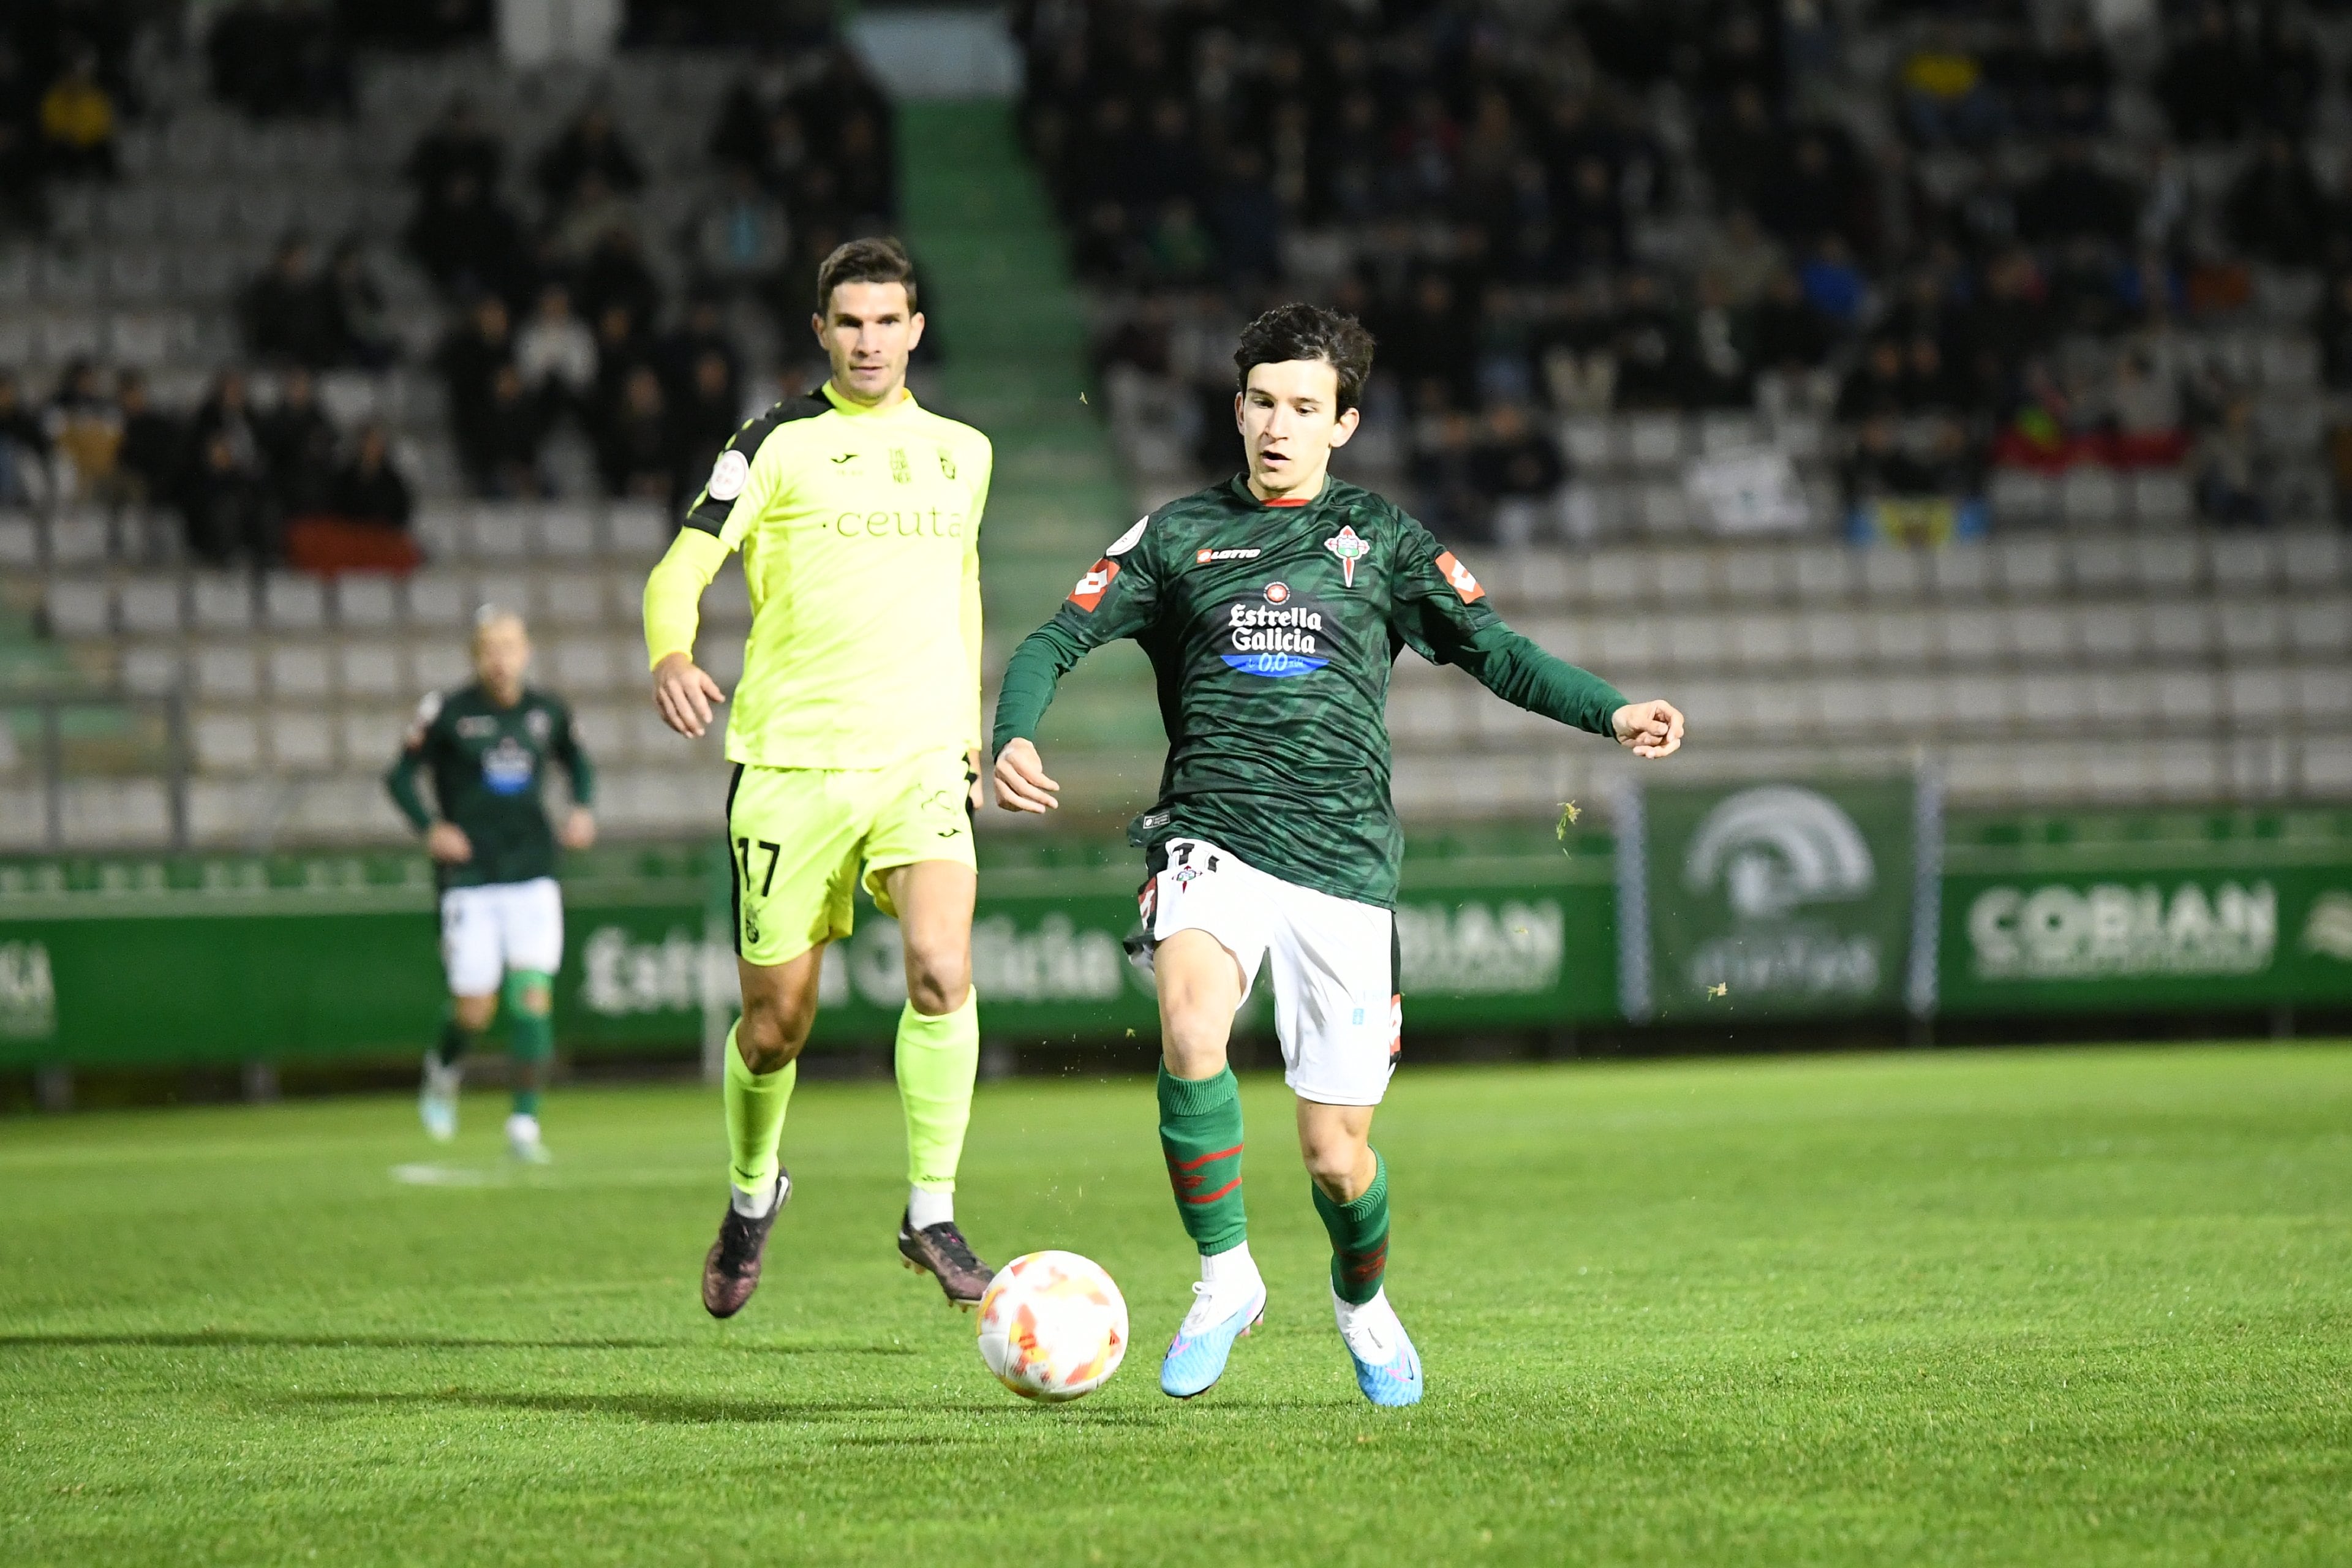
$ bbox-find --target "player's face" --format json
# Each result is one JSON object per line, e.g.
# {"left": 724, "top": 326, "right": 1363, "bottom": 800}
{"left": 1236, "top": 360, "right": 1360, "bottom": 501}
{"left": 473, "top": 618, "right": 530, "bottom": 701}
{"left": 813, "top": 282, "right": 926, "bottom": 405}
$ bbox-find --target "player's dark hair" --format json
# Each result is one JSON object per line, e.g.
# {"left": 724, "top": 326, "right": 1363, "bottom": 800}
{"left": 816, "top": 236, "right": 919, "bottom": 315}
{"left": 1233, "top": 303, "right": 1376, "bottom": 413}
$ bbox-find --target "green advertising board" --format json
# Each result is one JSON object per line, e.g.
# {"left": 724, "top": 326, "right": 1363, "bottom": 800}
{"left": 1618, "top": 777, "right": 1935, "bottom": 1023}
{"left": 1938, "top": 807, "right": 2352, "bottom": 1015}
{"left": 0, "top": 824, "right": 1622, "bottom": 1068}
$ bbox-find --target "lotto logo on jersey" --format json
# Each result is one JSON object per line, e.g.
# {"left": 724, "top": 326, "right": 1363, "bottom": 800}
{"left": 1068, "top": 558, "right": 1119, "bottom": 611}
{"left": 1436, "top": 551, "right": 1485, "bottom": 603}
{"left": 1195, "top": 546, "right": 1262, "bottom": 564}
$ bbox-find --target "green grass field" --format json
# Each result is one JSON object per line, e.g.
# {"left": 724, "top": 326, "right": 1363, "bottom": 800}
{"left": 5, "top": 1044, "right": 2350, "bottom": 1566}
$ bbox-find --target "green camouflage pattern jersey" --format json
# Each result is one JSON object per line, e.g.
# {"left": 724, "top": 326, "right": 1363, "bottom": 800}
{"left": 991, "top": 475, "right": 1626, "bottom": 908}
{"left": 385, "top": 682, "right": 595, "bottom": 891}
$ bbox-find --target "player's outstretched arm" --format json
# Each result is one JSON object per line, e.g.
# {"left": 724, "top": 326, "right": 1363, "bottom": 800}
{"left": 993, "top": 737, "right": 1060, "bottom": 814}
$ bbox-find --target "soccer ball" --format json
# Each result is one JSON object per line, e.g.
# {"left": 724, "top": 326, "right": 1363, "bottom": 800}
{"left": 975, "top": 1250, "right": 1129, "bottom": 1402}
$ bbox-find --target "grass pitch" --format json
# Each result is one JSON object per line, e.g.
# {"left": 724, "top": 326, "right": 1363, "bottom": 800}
{"left": 4, "top": 1044, "right": 2350, "bottom": 1566}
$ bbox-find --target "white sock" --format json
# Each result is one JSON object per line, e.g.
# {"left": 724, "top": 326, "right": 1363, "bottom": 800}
{"left": 505, "top": 1112, "right": 538, "bottom": 1139}
{"left": 730, "top": 1170, "right": 785, "bottom": 1219}
{"left": 907, "top": 1185, "right": 954, "bottom": 1229}
{"left": 1200, "top": 1240, "right": 1257, "bottom": 1286}
{"left": 1333, "top": 1286, "right": 1400, "bottom": 1359}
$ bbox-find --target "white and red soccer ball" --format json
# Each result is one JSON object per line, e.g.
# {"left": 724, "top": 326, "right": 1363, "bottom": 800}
{"left": 975, "top": 1250, "right": 1128, "bottom": 1401}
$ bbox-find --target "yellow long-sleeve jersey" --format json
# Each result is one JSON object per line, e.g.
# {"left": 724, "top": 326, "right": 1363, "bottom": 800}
{"left": 643, "top": 383, "right": 990, "bottom": 770}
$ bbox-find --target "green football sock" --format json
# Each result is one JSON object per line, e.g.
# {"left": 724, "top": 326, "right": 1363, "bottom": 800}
{"left": 1313, "top": 1148, "right": 1390, "bottom": 1305}
{"left": 895, "top": 989, "right": 979, "bottom": 1192}
{"left": 430, "top": 1017, "right": 476, "bottom": 1074}
{"left": 723, "top": 1022, "right": 797, "bottom": 1192}
{"left": 1159, "top": 1065, "right": 1246, "bottom": 1256}
{"left": 504, "top": 970, "right": 554, "bottom": 1118}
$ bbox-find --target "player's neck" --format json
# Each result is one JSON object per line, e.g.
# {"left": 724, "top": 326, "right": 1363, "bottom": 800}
{"left": 481, "top": 677, "right": 523, "bottom": 709}
{"left": 824, "top": 376, "right": 910, "bottom": 413}
{"left": 1246, "top": 467, "right": 1329, "bottom": 505}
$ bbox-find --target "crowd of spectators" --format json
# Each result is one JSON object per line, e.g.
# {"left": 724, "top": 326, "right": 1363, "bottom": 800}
{"left": 0, "top": 360, "right": 414, "bottom": 566}
{"left": 2, "top": 1, "right": 145, "bottom": 227}
{"left": 1019, "top": 0, "right": 2352, "bottom": 538}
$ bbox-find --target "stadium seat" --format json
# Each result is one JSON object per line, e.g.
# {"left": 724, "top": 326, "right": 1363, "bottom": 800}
{"left": 187, "top": 779, "right": 268, "bottom": 846}
{"left": 413, "top": 643, "right": 471, "bottom": 692}
{"left": 1627, "top": 415, "right": 1684, "bottom": 470}
{"left": 2076, "top": 605, "right": 2142, "bottom": 663}
{"left": 1938, "top": 608, "right": 2002, "bottom": 665}
{"left": 473, "top": 570, "right": 533, "bottom": 618}
{"left": 338, "top": 710, "right": 402, "bottom": 769}
{"left": 2006, "top": 606, "right": 2071, "bottom": 662}
{"left": 1654, "top": 552, "right": 1710, "bottom": 602}
{"left": 2207, "top": 535, "right": 2277, "bottom": 590}
{"left": 549, "top": 636, "right": 620, "bottom": 694}
{"left": 2156, "top": 670, "right": 2223, "bottom": 728}
{"left": 190, "top": 575, "right": 254, "bottom": 633}
{"left": 2216, "top": 599, "right": 2285, "bottom": 657}
{"left": 44, "top": 581, "right": 110, "bottom": 639}
{"left": 2302, "top": 739, "right": 2352, "bottom": 794}
{"left": 1792, "top": 545, "right": 1854, "bottom": 602}
{"left": 2282, "top": 533, "right": 2345, "bottom": 584}
{"left": 270, "top": 710, "right": 338, "bottom": 772}
{"left": 2128, "top": 473, "right": 2194, "bottom": 530}
{"left": 606, "top": 502, "right": 668, "bottom": 557}
{"left": 404, "top": 573, "right": 469, "bottom": 628}
{"left": 2089, "top": 673, "right": 2154, "bottom": 726}
{"left": 336, "top": 576, "right": 399, "bottom": 629}
{"left": 541, "top": 507, "right": 598, "bottom": 558}
{"left": 472, "top": 508, "right": 533, "bottom": 560}
{"left": 1868, "top": 608, "right": 1932, "bottom": 663}
{"left": 2295, "top": 667, "right": 2352, "bottom": 722}
{"left": 194, "top": 646, "right": 261, "bottom": 701}
{"left": 263, "top": 575, "right": 328, "bottom": 632}
{"left": 194, "top": 711, "right": 263, "bottom": 774}
{"left": 46, "top": 511, "right": 108, "bottom": 567}
{"left": 0, "top": 513, "right": 34, "bottom": 568}
{"left": 1731, "top": 611, "right": 1800, "bottom": 666}
{"left": 1721, "top": 547, "right": 1792, "bottom": 601}
{"left": 60, "top": 780, "right": 172, "bottom": 847}
{"left": 412, "top": 507, "right": 467, "bottom": 560}
{"left": 267, "top": 644, "right": 333, "bottom": 701}
{"left": 104, "top": 248, "right": 166, "bottom": 296}
{"left": 1947, "top": 676, "right": 2015, "bottom": 731}
{"left": 2289, "top": 598, "right": 2352, "bottom": 655}
{"left": 2140, "top": 600, "right": 2213, "bottom": 661}
{"left": 338, "top": 639, "right": 407, "bottom": 700}
{"left": 1636, "top": 483, "right": 1687, "bottom": 532}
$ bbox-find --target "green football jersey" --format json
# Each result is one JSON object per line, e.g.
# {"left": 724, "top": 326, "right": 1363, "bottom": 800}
{"left": 992, "top": 475, "right": 1627, "bottom": 907}
{"left": 385, "top": 682, "right": 595, "bottom": 890}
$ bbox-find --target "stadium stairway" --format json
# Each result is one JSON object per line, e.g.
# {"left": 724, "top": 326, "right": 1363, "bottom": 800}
{"left": 896, "top": 102, "right": 1167, "bottom": 826}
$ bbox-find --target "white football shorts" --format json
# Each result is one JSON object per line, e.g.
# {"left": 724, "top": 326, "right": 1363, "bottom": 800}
{"left": 439, "top": 876, "right": 565, "bottom": 997}
{"left": 1134, "top": 836, "right": 1401, "bottom": 1106}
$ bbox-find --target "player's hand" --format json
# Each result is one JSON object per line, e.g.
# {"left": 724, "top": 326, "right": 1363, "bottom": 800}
{"left": 425, "top": 821, "right": 473, "bottom": 863}
{"left": 559, "top": 807, "right": 597, "bottom": 850}
{"left": 965, "top": 747, "right": 986, "bottom": 812}
{"left": 993, "top": 738, "right": 1060, "bottom": 813}
{"left": 1611, "top": 699, "right": 1686, "bottom": 759}
{"left": 652, "top": 652, "right": 727, "bottom": 738}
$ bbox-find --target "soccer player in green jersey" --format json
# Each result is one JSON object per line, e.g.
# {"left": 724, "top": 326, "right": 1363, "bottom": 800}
{"left": 992, "top": 304, "right": 1687, "bottom": 1406}
{"left": 386, "top": 607, "right": 597, "bottom": 1163}
{"left": 641, "top": 238, "right": 998, "bottom": 1314}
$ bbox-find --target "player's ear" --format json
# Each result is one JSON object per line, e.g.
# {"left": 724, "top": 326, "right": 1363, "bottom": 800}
{"left": 808, "top": 311, "right": 826, "bottom": 348}
{"left": 1233, "top": 391, "right": 1246, "bottom": 433}
{"left": 907, "top": 311, "right": 925, "bottom": 352}
{"left": 1328, "top": 405, "right": 1362, "bottom": 448}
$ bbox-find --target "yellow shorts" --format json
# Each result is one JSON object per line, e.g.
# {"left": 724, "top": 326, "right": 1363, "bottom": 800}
{"left": 725, "top": 750, "right": 976, "bottom": 967}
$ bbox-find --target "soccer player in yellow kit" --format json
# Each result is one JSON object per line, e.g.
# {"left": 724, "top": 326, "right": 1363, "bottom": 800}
{"left": 642, "top": 238, "right": 997, "bottom": 1313}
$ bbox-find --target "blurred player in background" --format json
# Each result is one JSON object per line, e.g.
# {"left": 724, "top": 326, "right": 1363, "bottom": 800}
{"left": 386, "top": 606, "right": 597, "bottom": 1163}
{"left": 641, "top": 238, "right": 998, "bottom": 1316}
{"left": 992, "top": 304, "right": 1686, "bottom": 1406}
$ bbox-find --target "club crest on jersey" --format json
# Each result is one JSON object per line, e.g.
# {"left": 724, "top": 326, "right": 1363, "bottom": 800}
{"left": 889, "top": 445, "right": 911, "bottom": 484}
{"left": 1068, "top": 557, "right": 1119, "bottom": 611}
{"left": 937, "top": 446, "right": 957, "bottom": 480}
{"left": 1436, "top": 549, "right": 1485, "bottom": 602}
{"left": 1324, "top": 525, "right": 1371, "bottom": 586}
{"left": 1169, "top": 864, "right": 1204, "bottom": 891}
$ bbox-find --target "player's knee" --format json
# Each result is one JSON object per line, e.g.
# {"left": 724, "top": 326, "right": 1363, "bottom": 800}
{"left": 737, "top": 992, "right": 814, "bottom": 1070}
{"left": 902, "top": 933, "right": 971, "bottom": 1017}
{"left": 451, "top": 993, "right": 498, "bottom": 1031}
{"left": 1299, "top": 1130, "right": 1368, "bottom": 1194}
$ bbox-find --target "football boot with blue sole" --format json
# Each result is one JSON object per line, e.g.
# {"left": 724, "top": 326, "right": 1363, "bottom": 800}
{"left": 1159, "top": 1278, "right": 1268, "bottom": 1398}
{"left": 1334, "top": 1287, "right": 1423, "bottom": 1407}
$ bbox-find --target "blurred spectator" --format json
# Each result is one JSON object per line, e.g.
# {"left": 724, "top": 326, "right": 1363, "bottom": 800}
{"left": 114, "top": 371, "right": 183, "bottom": 510}
{"left": 45, "top": 359, "right": 119, "bottom": 501}
{"left": 831, "top": 111, "right": 896, "bottom": 226}
{"left": 206, "top": 1, "right": 352, "bottom": 119}
{"left": 710, "top": 51, "right": 796, "bottom": 173}
{"left": 1837, "top": 339, "right": 1909, "bottom": 421}
{"left": 465, "top": 364, "right": 549, "bottom": 498}
{"left": 325, "top": 239, "right": 399, "bottom": 368}
{"left": 590, "top": 302, "right": 656, "bottom": 418}
{"left": 595, "top": 364, "right": 671, "bottom": 497}
{"left": 1796, "top": 235, "right": 1866, "bottom": 329}
{"left": 1749, "top": 270, "right": 1831, "bottom": 375}
{"left": 406, "top": 170, "right": 527, "bottom": 301}
{"left": 2193, "top": 396, "right": 2266, "bottom": 526}
{"left": 0, "top": 371, "right": 55, "bottom": 505}
{"left": 183, "top": 373, "right": 274, "bottom": 565}
{"left": 2254, "top": 13, "right": 2324, "bottom": 138}
{"left": 1474, "top": 404, "right": 1565, "bottom": 546}
{"left": 658, "top": 295, "right": 741, "bottom": 402}
{"left": 404, "top": 96, "right": 502, "bottom": 198}
{"left": 576, "top": 225, "right": 662, "bottom": 331}
{"left": 667, "top": 349, "right": 742, "bottom": 510}
{"left": 330, "top": 424, "right": 413, "bottom": 530}
{"left": 1900, "top": 25, "right": 2002, "bottom": 148}
{"left": 687, "top": 165, "right": 791, "bottom": 298}
{"left": 435, "top": 293, "right": 514, "bottom": 451}
{"left": 2226, "top": 137, "right": 2328, "bottom": 268}
{"left": 2318, "top": 275, "right": 2352, "bottom": 391}
{"left": 551, "top": 170, "right": 640, "bottom": 263}
{"left": 258, "top": 368, "right": 339, "bottom": 517}
{"left": 514, "top": 282, "right": 598, "bottom": 415}
{"left": 241, "top": 236, "right": 344, "bottom": 368}
{"left": 2034, "top": 20, "right": 2111, "bottom": 138}
{"left": 0, "top": 115, "right": 47, "bottom": 232}
{"left": 2015, "top": 141, "right": 2138, "bottom": 247}
{"left": 2158, "top": 6, "right": 2251, "bottom": 145}
{"left": 535, "top": 98, "right": 646, "bottom": 212}
{"left": 37, "top": 49, "right": 117, "bottom": 179}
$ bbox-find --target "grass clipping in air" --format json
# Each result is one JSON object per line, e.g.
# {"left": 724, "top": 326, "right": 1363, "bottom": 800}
{"left": 4, "top": 1046, "right": 2350, "bottom": 1564}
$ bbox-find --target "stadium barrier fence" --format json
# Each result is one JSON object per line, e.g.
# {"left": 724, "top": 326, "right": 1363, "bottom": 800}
{"left": 2, "top": 799, "right": 2348, "bottom": 1070}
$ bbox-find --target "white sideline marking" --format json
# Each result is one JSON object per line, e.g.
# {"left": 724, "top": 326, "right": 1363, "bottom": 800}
{"left": 390, "top": 1163, "right": 505, "bottom": 1187}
